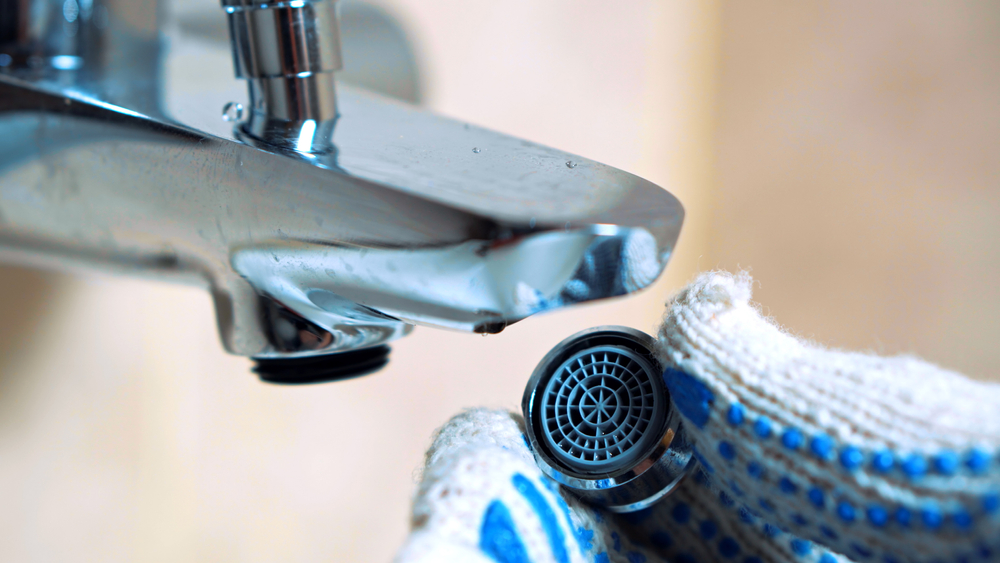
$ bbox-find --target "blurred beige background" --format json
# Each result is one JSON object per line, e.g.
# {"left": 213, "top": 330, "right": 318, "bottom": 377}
{"left": 0, "top": 1, "right": 997, "bottom": 561}
{"left": 712, "top": 1, "right": 1000, "bottom": 382}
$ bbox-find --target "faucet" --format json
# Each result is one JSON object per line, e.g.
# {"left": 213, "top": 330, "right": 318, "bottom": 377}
{"left": 0, "top": 0, "right": 684, "bottom": 383}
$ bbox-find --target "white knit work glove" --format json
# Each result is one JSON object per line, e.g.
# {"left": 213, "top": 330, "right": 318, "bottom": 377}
{"left": 395, "top": 272, "right": 1000, "bottom": 563}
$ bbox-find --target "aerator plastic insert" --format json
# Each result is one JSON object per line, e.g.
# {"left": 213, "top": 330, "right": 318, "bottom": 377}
{"left": 523, "top": 326, "right": 696, "bottom": 512}
{"left": 539, "top": 343, "right": 667, "bottom": 475}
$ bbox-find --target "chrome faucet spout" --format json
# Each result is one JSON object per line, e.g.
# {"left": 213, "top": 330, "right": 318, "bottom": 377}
{"left": 0, "top": 0, "right": 684, "bottom": 382}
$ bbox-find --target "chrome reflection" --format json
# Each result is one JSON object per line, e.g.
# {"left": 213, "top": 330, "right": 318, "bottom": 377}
{"left": 256, "top": 291, "right": 410, "bottom": 357}
{"left": 232, "top": 225, "right": 667, "bottom": 353}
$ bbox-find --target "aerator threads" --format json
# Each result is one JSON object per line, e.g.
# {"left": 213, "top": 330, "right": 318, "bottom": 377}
{"left": 254, "top": 345, "right": 390, "bottom": 384}
{"left": 523, "top": 326, "right": 697, "bottom": 512}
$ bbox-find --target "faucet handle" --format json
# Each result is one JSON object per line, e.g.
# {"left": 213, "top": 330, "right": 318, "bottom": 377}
{"left": 222, "top": 0, "right": 342, "bottom": 154}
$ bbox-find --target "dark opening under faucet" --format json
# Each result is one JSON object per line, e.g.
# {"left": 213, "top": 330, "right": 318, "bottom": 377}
{"left": 0, "top": 0, "right": 684, "bottom": 383}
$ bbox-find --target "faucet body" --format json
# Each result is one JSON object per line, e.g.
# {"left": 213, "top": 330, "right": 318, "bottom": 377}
{"left": 0, "top": 0, "right": 684, "bottom": 379}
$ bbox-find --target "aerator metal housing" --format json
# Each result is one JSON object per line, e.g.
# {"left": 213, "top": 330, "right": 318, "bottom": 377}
{"left": 522, "top": 326, "right": 696, "bottom": 512}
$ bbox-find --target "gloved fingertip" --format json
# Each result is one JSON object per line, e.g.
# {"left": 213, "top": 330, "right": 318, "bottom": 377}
{"left": 671, "top": 270, "right": 754, "bottom": 312}
{"left": 424, "top": 408, "right": 531, "bottom": 468}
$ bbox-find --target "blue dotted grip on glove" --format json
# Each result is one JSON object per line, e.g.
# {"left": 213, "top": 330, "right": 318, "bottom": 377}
{"left": 658, "top": 365, "right": 1000, "bottom": 563}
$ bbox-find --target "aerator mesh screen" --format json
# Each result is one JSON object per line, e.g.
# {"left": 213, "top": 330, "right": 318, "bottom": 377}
{"left": 539, "top": 345, "right": 665, "bottom": 474}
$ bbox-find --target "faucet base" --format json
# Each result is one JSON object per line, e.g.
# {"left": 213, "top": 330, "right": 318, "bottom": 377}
{"left": 253, "top": 345, "right": 391, "bottom": 385}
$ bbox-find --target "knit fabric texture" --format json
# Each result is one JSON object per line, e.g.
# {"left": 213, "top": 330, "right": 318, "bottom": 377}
{"left": 396, "top": 271, "right": 1000, "bottom": 563}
